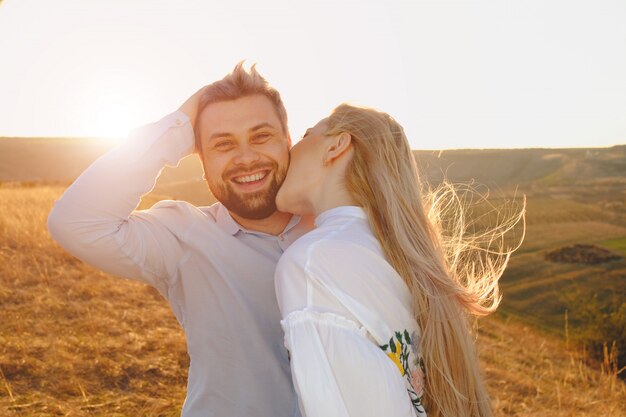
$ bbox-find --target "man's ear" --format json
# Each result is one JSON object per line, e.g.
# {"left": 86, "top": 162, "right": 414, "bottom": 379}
{"left": 286, "top": 133, "right": 292, "bottom": 148}
{"left": 324, "top": 132, "right": 352, "bottom": 164}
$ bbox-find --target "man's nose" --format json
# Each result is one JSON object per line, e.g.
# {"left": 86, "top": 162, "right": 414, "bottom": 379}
{"left": 232, "top": 145, "right": 261, "bottom": 165}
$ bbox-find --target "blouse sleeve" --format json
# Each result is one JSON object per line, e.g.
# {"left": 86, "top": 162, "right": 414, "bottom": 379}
{"left": 275, "top": 248, "right": 417, "bottom": 417}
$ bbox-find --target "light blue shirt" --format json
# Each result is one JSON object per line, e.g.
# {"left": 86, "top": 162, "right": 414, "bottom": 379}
{"left": 48, "top": 111, "right": 311, "bottom": 417}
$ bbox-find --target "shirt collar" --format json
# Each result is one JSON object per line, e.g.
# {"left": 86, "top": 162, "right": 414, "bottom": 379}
{"left": 314, "top": 205, "right": 367, "bottom": 227}
{"left": 215, "top": 203, "right": 241, "bottom": 235}
{"left": 215, "top": 203, "right": 302, "bottom": 237}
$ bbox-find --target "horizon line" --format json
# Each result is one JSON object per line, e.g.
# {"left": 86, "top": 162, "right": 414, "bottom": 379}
{"left": 0, "top": 135, "right": 624, "bottom": 152}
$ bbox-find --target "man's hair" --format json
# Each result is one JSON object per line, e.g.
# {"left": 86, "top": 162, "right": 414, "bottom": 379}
{"left": 194, "top": 62, "right": 288, "bottom": 154}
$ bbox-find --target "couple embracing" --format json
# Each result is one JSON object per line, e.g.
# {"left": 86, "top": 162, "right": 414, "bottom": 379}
{"left": 48, "top": 63, "right": 522, "bottom": 417}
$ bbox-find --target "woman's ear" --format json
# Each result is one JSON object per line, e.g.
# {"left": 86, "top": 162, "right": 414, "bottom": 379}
{"left": 324, "top": 132, "right": 352, "bottom": 165}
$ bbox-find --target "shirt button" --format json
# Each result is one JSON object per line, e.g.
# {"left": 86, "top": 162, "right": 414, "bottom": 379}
{"left": 175, "top": 119, "right": 182, "bottom": 126}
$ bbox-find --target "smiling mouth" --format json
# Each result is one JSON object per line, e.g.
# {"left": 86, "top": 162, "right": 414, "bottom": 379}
{"left": 231, "top": 170, "right": 269, "bottom": 184}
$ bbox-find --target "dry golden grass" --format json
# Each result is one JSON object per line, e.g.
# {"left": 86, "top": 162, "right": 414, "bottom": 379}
{"left": 1, "top": 186, "right": 187, "bottom": 416}
{"left": 479, "top": 316, "right": 625, "bottom": 417}
{"left": 0, "top": 185, "right": 624, "bottom": 416}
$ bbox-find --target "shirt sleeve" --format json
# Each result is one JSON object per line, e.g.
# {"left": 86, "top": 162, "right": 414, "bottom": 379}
{"left": 47, "top": 111, "right": 195, "bottom": 296}
{"left": 275, "top": 251, "right": 417, "bottom": 417}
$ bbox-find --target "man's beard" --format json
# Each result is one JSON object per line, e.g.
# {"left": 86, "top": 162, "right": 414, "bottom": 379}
{"left": 207, "top": 161, "right": 288, "bottom": 220}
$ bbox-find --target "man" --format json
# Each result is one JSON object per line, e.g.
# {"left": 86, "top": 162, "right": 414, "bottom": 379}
{"left": 48, "top": 63, "right": 312, "bottom": 416}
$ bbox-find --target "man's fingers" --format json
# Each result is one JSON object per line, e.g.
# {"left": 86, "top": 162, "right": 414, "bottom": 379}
{"left": 179, "top": 86, "right": 207, "bottom": 128}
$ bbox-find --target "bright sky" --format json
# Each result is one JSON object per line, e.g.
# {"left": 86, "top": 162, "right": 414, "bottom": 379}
{"left": 0, "top": 0, "right": 624, "bottom": 150}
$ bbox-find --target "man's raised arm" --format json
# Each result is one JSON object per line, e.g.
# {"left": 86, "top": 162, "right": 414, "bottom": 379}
{"left": 48, "top": 88, "right": 205, "bottom": 295}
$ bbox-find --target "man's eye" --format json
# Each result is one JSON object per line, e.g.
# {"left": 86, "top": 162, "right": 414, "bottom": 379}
{"left": 214, "top": 141, "right": 234, "bottom": 150}
{"left": 254, "top": 133, "right": 272, "bottom": 142}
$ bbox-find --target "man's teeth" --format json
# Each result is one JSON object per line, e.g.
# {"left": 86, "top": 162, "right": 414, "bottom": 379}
{"left": 234, "top": 172, "right": 267, "bottom": 184}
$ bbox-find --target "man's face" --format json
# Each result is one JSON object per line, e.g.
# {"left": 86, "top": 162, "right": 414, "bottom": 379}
{"left": 198, "top": 94, "right": 291, "bottom": 220}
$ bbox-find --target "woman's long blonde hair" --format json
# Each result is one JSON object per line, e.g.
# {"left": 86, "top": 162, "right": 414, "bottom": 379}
{"left": 326, "top": 104, "right": 525, "bottom": 417}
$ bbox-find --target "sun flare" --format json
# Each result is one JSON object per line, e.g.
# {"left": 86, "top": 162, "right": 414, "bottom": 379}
{"left": 66, "top": 70, "right": 143, "bottom": 140}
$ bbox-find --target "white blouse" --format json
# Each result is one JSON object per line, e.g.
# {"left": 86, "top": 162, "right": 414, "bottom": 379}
{"left": 275, "top": 206, "right": 427, "bottom": 417}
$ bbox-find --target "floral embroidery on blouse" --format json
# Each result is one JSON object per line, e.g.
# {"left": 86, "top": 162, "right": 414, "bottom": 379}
{"left": 380, "top": 330, "right": 427, "bottom": 415}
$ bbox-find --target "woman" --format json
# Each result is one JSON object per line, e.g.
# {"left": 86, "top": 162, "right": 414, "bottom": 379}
{"left": 274, "top": 104, "right": 525, "bottom": 417}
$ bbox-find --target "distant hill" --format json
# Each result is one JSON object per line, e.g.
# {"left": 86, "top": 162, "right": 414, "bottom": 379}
{"left": 0, "top": 137, "right": 116, "bottom": 183}
{"left": 0, "top": 137, "right": 212, "bottom": 205}
{"left": 1, "top": 136, "right": 624, "bottom": 205}
{"left": 415, "top": 145, "right": 626, "bottom": 187}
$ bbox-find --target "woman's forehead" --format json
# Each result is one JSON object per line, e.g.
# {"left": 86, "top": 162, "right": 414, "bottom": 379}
{"left": 312, "top": 117, "right": 329, "bottom": 131}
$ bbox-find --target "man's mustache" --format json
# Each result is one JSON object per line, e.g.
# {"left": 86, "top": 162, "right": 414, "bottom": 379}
{"left": 223, "top": 161, "right": 277, "bottom": 179}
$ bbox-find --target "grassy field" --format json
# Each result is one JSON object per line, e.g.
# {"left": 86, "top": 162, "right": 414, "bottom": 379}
{"left": 0, "top": 185, "right": 624, "bottom": 416}
{"left": 497, "top": 195, "right": 626, "bottom": 333}
{"left": 603, "top": 237, "right": 626, "bottom": 256}
{"left": 1, "top": 186, "right": 187, "bottom": 416}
